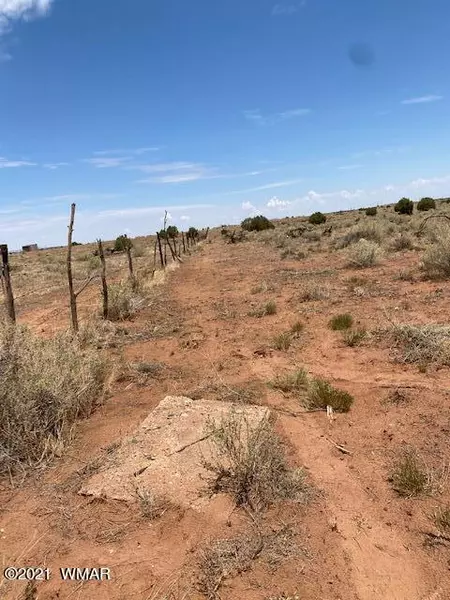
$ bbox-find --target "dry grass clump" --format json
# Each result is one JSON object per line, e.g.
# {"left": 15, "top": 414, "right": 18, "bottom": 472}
{"left": 250, "top": 280, "right": 275, "bottom": 294}
{"left": 298, "top": 283, "right": 330, "bottom": 302}
{"left": 389, "top": 232, "right": 414, "bottom": 252}
{"left": 346, "top": 239, "right": 382, "bottom": 268}
{"left": 389, "top": 324, "right": 450, "bottom": 365}
{"left": 203, "top": 410, "right": 307, "bottom": 512}
{"left": 269, "top": 369, "right": 308, "bottom": 394}
{"left": 198, "top": 526, "right": 301, "bottom": 599}
{"left": 306, "top": 378, "right": 354, "bottom": 412}
{"left": 329, "top": 313, "right": 353, "bottom": 330}
{"left": 271, "top": 332, "right": 292, "bottom": 351}
{"left": 389, "top": 448, "right": 428, "bottom": 497}
{"left": 337, "top": 222, "right": 384, "bottom": 248}
{"left": 0, "top": 324, "right": 108, "bottom": 474}
{"left": 431, "top": 506, "right": 450, "bottom": 534}
{"left": 421, "top": 230, "right": 450, "bottom": 279}
{"left": 248, "top": 300, "right": 277, "bottom": 317}
{"left": 107, "top": 280, "right": 146, "bottom": 321}
{"left": 342, "top": 328, "right": 367, "bottom": 347}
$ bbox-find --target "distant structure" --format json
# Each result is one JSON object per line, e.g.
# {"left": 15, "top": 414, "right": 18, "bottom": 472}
{"left": 22, "top": 243, "right": 38, "bottom": 252}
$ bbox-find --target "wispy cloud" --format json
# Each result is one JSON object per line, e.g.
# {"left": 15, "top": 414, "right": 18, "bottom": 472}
{"left": 272, "top": 2, "right": 306, "bottom": 16}
{"left": 244, "top": 107, "right": 311, "bottom": 126}
{"left": 41, "top": 193, "right": 122, "bottom": 204}
{"left": 228, "top": 178, "right": 304, "bottom": 195}
{"left": 0, "top": 157, "right": 36, "bottom": 168}
{"left": 338, "top": 164, "right": 362, "bottom": 171}
{"left": 133, "top": 162, "right": 212, "bottom": 184}
{"left": 97, "top": 204, "right": 215, "bottom": 218}
{"left": 83, "top": 156, "right": 132, "bottom": 168}
{"left": 43, "top": 162, "right": 70, "bottom": 170}
{"left": 401, "top": 95, "right": 443, "bottom": 105}
{"left": 351, "top": 145, "right": 410, "bottom": 160}
{"left": 93, "top": 147, "right": 159, "bottom": 156}
{"left": 180, "top": 215, "right": 191, "bottom": 221}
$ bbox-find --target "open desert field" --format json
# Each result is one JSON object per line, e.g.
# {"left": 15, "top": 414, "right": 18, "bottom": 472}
{"left": 1, "top": 203, "right": 450, "bottom": 600}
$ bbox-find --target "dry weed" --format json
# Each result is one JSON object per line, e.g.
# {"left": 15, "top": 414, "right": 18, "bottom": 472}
{"left": 389, "top": 324, "right": 450, "bottom": 365}
{"left": 0, "top": 324, "right": 108, "bottom": 474}
{"left": 203, "top": 410, "right": 307, "bottom": 512}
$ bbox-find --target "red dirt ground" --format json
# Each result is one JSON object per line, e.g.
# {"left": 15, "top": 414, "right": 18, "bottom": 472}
{"left": 1, "top": 234, "right": 449, "bottom": 600}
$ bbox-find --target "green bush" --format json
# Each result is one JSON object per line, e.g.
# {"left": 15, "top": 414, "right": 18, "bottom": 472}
{"left": 365, "top": 207, "right": 377, "bottom": 216}
{"left": 394, "top": 198, "right": 414, "bottom": 215}
{"left": 241, "top": 215, "right": 275, "bottom": 232}
{"left": 166, "top": 225, "right": 179, "bottom": 238}
{"left": 307, "top": 378, "right": 354, "bottom": 412}
{"left": 417, "top": 197, "right": 436, "bottom": 212}
{"left": 329, "top": 313, "right": 353, "bottom": 330}
{"left": 308, "top": 212, "right": 326, "bottom": 225}
{"left": 114, "top": 234, "right": 133, "bottom": 252}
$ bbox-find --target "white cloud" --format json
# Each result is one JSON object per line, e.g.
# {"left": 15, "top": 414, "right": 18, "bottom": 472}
{"left": 83, "top": 156, "right": 132, "bottom": 168}
{"left": 267, "top": 196, "right": 292, "bottom": 208}
{"left": 160, "top": 212, "right": 173, "bottom": 222}
{"left": 134, "top": 161, "right": 214, "bottom": 184}
{"left": 0, "top": 157, "right": 36, "bottom": 168}
{"left": 338, "top": 164, "right": 362, "bottom": 171}
{"left": 0, "top": 0, "right": 54, "bottom": 39}
{"left": 98, "top": 204, "right": 215, "bottom": 218}
{"left": 242, "top": 201, "right": 257, "bottom": 212}
{"left": 43, "top": 162, "right": 69, "bottom": 170}
{"left": 272, "top": 2, "right": 306, "bottom": 16}
{"left": 227, "top": 178, "right": 303, "bottom": 195}
{"left": 94, "top": 147, "right": 159, "bottom": 156}
{"left": 180, "top": 215, "right": 191, "bottom": 221}
{"left": 243, "top": 107, "right": 311, "bottom": 126}
{"left": 401, "top": 95, "right": 443, "bottom": 105}
{"left": 410, "top": 175, "right": 450, "bottom": 188}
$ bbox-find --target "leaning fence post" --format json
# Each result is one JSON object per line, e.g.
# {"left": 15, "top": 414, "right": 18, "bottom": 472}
{"left": 97, "top": 239, "right": 108, "bottom": 319}
{"left": 66, "top": 204, "right": 79, "bottom": 332}
{"left": 0, "top": 244, "right": 16, "bottom": 323}
{"left": 156, "top": 232, "right": 165, "bottom": 268}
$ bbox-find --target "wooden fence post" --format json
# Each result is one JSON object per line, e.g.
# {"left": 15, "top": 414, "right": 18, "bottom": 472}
{"left": 97, "top": 239, "right": 108, "bottom": 319}
{"left": 67, "top": 203, "right": 78, "bottom": 332}
{"left": 0, "top": 244, "right": 16, "bottom": 323}
{"left": 152, "top": 238, "right": 158, "bottom": 277}
{"left": 156, "top": 232, "right": 165, "bottom": 268}
{"left": 182, "top": 231, "right": 186, "bottom": 254}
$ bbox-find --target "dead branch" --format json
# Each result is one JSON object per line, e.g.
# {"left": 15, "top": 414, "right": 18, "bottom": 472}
{"left": 326, "top": 437, "right": 352, "bottom": 455}
{"left": 66, "top": 203, "right": 78, "bottom": 332}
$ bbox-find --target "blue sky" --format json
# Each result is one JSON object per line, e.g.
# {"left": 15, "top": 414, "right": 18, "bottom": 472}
{"left": 1, "top": 0, "right": 450, "bottom": 248}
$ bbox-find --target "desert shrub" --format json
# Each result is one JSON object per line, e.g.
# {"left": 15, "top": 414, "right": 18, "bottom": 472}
{"left": 187, "top": 226, "right": 199, "bottom": 240}
{"left": 390, "top": 232, "right": 414, "bottom": 252}
{"left": 417, "top": 197, "right": 436, "bottom": 212}
{"left": 308, "top": 212, "right": 326, "bottom": 225}
{"left": 269, "top": 369, "right": 308, "bottom": 394}
{"left": 421, "top": 230, "right": 450, "bottom": 279}
{"left": 0, "top": 324, "right": 108, "bottom": 474}
{"left": 338, "top": 222, "right": 383, "bottom": 248}
{"left": 298, "top": 283, "right": 330, "bottom": 302}
{"left": 249, "top": 300, "right": 277, "bottom": 317}
{"left": 343, "top": 328, "right": 367, "bottom": 347}
{"left": 394, "top": 198, "right": 414, "bottom": 215}
{"left": 389, "top": 448, "right": 428, "bottom": 497}
{"left": 329, "top": 313, "right": 353, "bottom": 330}
{"left": 271, "top": 332, "right": 292, "bottom": 351}
{"left": 389, "top": 324, "right": 450, "bottom": 365}
{"left": 365, "top": 207, "right": 377, "bottom": 216}
{"left": 203, "top": 410, "right": 307, "bottom": 512}
{"left": 347, "top": 239, "right": 382, "bottom": 267}
{"left": 241, "top": 215, "right": 275, "bottom": 232}
{"left": 306, "top": 378, "right": 354, "bottom": 412}
{"left": 290, "top": 321, "right": 304, "bottom": 334}
{"left": 114, "top": 234, "right": 133, "bottom": 252}
{"left": 432, "top": 506, "right": 450, "bottom": 534}
{"left": 166, "top": 225, "right": 179, "bottom": 238}
{"left": 133, "top": 242, "right": 145, "bottom": 257}
{"left": 107, "top": 281, "right": 146, "bottom": 321}
{"left": 280, "top": 247, "right": 307, "bottom": 260}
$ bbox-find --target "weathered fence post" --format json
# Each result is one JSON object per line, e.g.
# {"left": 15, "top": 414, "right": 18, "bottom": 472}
{"left": 166, "top": 236, "right": 177, "bottom": 262}
{"left": 152, "top": 237, "right": 158, "bottom": 277}
{"left": 182, "top": 231, "right": 186, "bottom": 254}
{"left": 156, "top": 232, "right": 165, "bottom": 268}
{"left": 97, "top": 239, "right": 108, "bottom": 319}
{"left": 0, "top": 244, "right": 16, "bottom": 323}
{"left": 67, "top": 203, "right": 78, "bottom": 332}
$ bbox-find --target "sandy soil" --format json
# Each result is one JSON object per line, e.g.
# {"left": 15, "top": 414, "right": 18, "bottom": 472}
{"left": 1, "top": 232, "right": 449, "bottom": 600}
